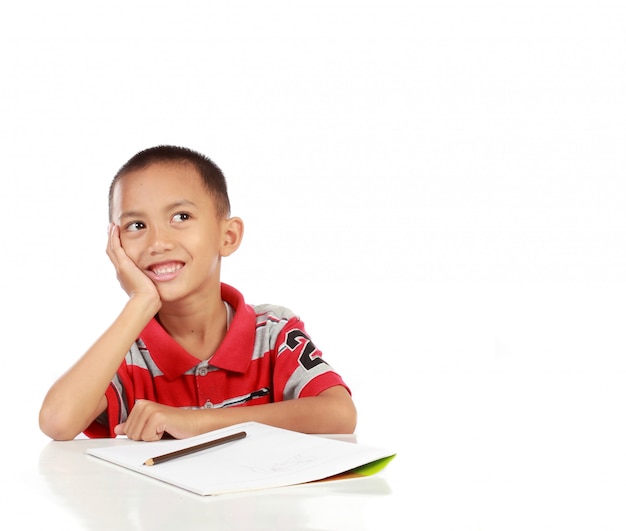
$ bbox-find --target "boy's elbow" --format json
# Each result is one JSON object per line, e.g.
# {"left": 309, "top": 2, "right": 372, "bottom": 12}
{"left": 39, "top": 405, "right": 79, "bottom": 441}
{"left": 321, "top": 387, "right": 357, "bottom": 434}
{"left": 337, "top": 400, "right": 358, "bottom": 434}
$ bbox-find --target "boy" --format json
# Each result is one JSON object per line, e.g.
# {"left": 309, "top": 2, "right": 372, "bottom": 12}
{"left": 39, "top": 145, "right": 357, "bottom": 441}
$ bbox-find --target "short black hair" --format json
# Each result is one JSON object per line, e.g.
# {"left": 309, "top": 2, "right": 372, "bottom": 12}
{"left": 108, "top": 145, "right": 231, "bottom": 221}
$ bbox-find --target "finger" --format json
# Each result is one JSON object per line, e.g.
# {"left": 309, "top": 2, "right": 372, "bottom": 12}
{"left": 106, "top": 224, "right": 118, "bottom": 264}
{"left": 138, "top": 417, "right": 166, "bottom": 442}
{"left": 125, "top": 401, "right": 165, "bottom": 441}
{"left": 106, "top": 224, "right": 124, "bottom": 263}
{"left": 120, "top": 400, "right": 144, "bottom": 440}
{"left": 151, "top": 423, "right": 167, "bottom": 441}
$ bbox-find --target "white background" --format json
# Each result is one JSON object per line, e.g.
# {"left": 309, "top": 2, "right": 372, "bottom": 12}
{"left": 2, "top": 1, "right": 626, "bottom": 528}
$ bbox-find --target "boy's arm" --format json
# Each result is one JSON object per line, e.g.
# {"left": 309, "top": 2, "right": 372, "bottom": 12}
{"left": 39, "top": 225, "right": 161, "bottom": 440}
{"left": 38, "top": 294, "right": 160, "bottom": 440}
{"left": 114, "top": 385, "right": 357, "bottom": 441}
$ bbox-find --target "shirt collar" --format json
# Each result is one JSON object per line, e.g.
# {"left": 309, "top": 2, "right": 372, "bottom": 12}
{"left": 140, "top": 283, "right": 256, "bottom": 379}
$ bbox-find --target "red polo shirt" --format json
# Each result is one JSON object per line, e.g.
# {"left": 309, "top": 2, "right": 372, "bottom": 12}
{"left": 85, "top": 284, "right": 349, "bottom": 438}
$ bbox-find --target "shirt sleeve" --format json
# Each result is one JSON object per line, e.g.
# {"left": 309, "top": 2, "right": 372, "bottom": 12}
{"left": 272, "top": 317, "right": 350, "bottom": 401}
{"left": 82, "top": 382, "right": 125, "bottom": 438}
{"left": 83, "top": 366, "right": 133, "bottom": 438}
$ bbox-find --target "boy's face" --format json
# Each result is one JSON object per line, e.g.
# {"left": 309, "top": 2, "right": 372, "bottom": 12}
{"left": 109, "top": 162, "right": 233, "bottom": 304}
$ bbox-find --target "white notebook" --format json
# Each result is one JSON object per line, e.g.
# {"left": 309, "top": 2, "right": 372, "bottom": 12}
{"left": 87, "top": 421, "right": 396, "bottom": 496}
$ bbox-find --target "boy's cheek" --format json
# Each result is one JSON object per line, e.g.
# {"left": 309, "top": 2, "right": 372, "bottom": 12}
{"left": 118, "top": 238, "right": 141, "bottom": 263}
{"left": 118, "top": 232, "right": 136, "bottom": 250}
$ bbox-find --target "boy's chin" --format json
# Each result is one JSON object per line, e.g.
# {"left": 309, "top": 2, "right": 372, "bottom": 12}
{"left": 154, "top": 287, "right": 186, "bottom": 304}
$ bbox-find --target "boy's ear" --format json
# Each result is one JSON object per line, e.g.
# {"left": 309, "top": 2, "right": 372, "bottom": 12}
{"left": 220, "top": 217, "right": 244, "bottom": 257}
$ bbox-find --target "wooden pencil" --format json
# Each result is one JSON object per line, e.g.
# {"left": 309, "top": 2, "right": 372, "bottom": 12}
{"left": 143, "top": 431, "right": 247, "bottom": 466}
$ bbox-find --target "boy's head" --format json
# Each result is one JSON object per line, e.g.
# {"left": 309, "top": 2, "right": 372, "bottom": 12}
{"left": 108, "top": 145, "right": 231, "bottom": 222}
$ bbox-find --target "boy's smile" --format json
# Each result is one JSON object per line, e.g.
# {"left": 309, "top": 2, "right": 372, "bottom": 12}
{"left": 109, "top": 161, "right": 239, "bottom": 305}
{"left": 146, "top": 260, "right": 185, "bottom": 282}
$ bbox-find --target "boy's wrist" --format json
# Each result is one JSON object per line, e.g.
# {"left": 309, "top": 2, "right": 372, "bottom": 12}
{"left": 125, "top": 293, "right": 162, "bottom": 321}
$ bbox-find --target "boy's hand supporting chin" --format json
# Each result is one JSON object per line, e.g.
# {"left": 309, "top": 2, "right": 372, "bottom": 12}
{"left": 107, "top": 223, "right": 161, "bottom": 309}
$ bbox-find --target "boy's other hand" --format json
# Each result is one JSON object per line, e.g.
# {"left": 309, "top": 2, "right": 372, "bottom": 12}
{"left": 114, "top": 400, "right": 198, "bottom": 441}
{"left": 107, "top": 224, "right": 161, "bottom": 308}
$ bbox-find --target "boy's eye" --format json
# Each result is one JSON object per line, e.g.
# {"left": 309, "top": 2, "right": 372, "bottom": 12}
{"left": 172, "top": 212, "right": 191, "bottom": 223}
{"left": 126, "top": 221, "right": 145, "bottom": 232}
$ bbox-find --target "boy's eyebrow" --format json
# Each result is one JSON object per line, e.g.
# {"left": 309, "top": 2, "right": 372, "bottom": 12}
{"left": 118, "top": 200, "right": 198, "bottom": 221}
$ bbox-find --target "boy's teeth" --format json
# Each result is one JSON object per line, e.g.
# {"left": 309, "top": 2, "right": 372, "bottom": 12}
{"left": 153, "top": 264, "right": 181, "bottom": 275}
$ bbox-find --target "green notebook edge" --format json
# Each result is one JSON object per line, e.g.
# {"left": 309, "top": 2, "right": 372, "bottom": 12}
{"left": 349, "top": 454, "right": 397, "bottom": 476}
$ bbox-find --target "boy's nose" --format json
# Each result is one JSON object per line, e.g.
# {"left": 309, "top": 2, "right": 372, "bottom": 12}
{"left": 147, "top": 226, "right": 175, "bottom": 254}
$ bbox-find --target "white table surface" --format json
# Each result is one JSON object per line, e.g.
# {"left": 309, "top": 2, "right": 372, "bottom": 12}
{"left": 12, "top": 433, "right": 404, "bottom": 531}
